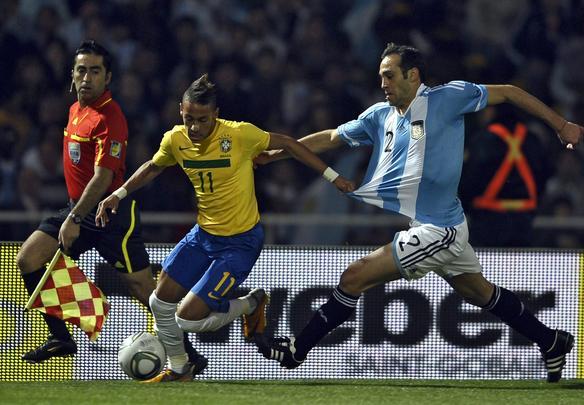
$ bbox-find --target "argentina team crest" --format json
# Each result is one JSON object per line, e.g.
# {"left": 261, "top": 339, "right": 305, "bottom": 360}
{"left": 219, "top": 136, "right": 232, "bottom": 153}
{"left": 68, "top": 142, "right": 81, "bottom": 164}
{"left": 411, "top": 120, "right": 425, "bottom": 140}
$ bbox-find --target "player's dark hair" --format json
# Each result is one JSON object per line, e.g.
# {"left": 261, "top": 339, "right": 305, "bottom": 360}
{"left": 381, "top": 43, "right": 426, "bottom": 82}
{"left": 74, "top": 40, "right": 112, "bottom": 73}
{"left": 183, "top": 74, "right": 217, "bottom": 107}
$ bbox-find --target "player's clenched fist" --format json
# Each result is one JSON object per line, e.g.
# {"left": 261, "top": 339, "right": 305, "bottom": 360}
{"left": 334, "top": 176, "right": 356, "bottom": 193}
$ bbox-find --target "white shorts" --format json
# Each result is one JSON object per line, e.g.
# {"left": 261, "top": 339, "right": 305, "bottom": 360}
{"left": 391, "top": 218, "right": 482, "bottom": 281}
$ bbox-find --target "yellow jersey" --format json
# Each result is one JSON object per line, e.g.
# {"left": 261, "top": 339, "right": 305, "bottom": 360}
{"left": 152, "top": 119, "right": 270, "bottom": 236}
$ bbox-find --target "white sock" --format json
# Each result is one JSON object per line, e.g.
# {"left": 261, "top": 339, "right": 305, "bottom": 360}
{"left": 168, "top": 353, "right": 189, "bottom": 373}
{"left": 238, "top": 293, "right": 256, "bottom": 315}
{"left": 149, "top": 293, "right": 186, "bottom": 359}
{"left": 177, "top": 298, "right": 250, "bottom": 333}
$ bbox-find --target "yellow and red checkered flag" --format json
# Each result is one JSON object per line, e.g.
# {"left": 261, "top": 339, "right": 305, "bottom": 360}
{"left": 25, "top": 250, "right": 110, "bottom": 341}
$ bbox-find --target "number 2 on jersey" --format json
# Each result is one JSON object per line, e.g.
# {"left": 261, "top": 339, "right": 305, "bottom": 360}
{"left": 399, "top": 235, "right": 420, "bottom": 251}
{"left": 197, "top": 171, "right": 214, "bottom": 192}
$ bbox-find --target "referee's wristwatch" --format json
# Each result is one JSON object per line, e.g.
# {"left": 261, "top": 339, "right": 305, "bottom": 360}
{"left": 68, "top": 213, "right": 83, "bottom": 224}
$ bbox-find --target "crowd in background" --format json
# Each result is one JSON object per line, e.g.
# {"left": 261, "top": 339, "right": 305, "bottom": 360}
{"left": 1, "top": 0, "right": 584, "bottom": 246}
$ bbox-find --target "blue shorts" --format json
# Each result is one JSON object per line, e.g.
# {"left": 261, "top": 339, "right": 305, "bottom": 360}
{"left": 162, "top": 223, "right": 264, "bottom": 312}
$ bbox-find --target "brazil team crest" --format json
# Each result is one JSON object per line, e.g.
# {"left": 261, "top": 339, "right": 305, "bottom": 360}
{"left": 220, "top": 136, "right": 232, "bottom": 153}
{"left": 411, "top": 120, "right": 425, "bottom": 140}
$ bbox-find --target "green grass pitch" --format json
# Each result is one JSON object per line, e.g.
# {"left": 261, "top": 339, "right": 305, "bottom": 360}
{"left": 1, "top": 379, "right": 584, "bottom": 404}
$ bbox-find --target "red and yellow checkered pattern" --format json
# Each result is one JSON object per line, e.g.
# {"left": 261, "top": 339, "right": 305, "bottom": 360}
{"left": 26, "top": 251, "right": 110, "bottom": 341}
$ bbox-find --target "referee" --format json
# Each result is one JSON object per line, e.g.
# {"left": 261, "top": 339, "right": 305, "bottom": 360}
{"left": 16, "top": 40, "right": 206, "bottom": 375}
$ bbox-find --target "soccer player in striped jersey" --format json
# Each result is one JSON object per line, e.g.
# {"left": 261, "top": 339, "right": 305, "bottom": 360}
{"left": 95, "top": 74, "right": 354, "bottom": 382}
{"left": 255, "top": 43, "right": 583, "bottom": 382}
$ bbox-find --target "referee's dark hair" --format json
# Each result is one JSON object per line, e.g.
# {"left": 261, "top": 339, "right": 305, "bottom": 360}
{"left": 183, "top": 74, "right": 217, "bottom": 107}
{"left": 74, "top": 40, "right": 113, "bottom": 73}
{"left": 381, "top": 43, "right": 426, "bottom": 83}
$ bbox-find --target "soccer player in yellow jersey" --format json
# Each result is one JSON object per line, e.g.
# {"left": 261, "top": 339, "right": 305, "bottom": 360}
{"left": 96, "top": 74, "right": 354, "bottom": 382}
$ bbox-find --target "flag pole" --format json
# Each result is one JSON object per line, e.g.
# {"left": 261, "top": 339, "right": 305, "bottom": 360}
{"left": 25, "top": 249, "right": 62, "bottom": 310}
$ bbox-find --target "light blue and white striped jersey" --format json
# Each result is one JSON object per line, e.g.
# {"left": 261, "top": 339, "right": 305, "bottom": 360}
{"left": 337, "top": 81, "right": 488, "bottom": 227}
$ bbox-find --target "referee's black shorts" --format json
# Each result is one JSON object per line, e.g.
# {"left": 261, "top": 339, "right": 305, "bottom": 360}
{"left": 37, "top": 198, "right": 150, "bottom": 273}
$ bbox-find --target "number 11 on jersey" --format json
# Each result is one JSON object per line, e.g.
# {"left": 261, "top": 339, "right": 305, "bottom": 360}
{"left": 197, "top": 171, "right": 214, "bottom": 192}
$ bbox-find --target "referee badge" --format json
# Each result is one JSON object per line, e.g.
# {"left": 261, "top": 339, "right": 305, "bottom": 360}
{"left": 411, "top": 120, "right": 425, "bottom": 140}
{"left": 68, "top": 142, "right": 81, "bottom": 164}
{"left": 109, "top": 141, "right": 122, "bottom": 158}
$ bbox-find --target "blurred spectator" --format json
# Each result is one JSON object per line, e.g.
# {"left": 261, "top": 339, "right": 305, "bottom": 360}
{"left": 32, "top": 4, "right": 63, "bottom": 49}
{"left": 280, "top": 59, "right": 311, "bottom": 131}
{"left": 0, "top": 0, "right": 24, "bottom": 103}
{"left": 44, "top": 37, "right": 70, "bottom": 86}
{"left": 38, "top": 92, "right": 68, "bottom": 128}
{"left": 108, "top": 13, "right": 138, "bottom": 71}
{"left": 542, "top": 150, "right": 584, "bottom": 216}
{"left": 10, "top": 53, "right": 54, "bottom": 118}
{"left": 18, "top": 126, "right": 66, "bottom": 211}
{"left": 0, "top": 125, "right": 23, "bottom": 209}
{"left": 15, "top": 0, "right": 70, "bottom": 28}
{"left": 290, "top": 13, "right": 340, "bottom": 77}
{"left": 463, "top": 0, "right": 525, "bottom": 83}
{"left": 550, "top": 35, "right": 584, "bottom": 121}
{"left": 130, "top": 43, "right": 165, "bottom": 107}
{"left": 167, "top": 16, "right": 200, "bottom": 64}
{"left": 117, "top": 70, "right": 158, "bottom": 136}
{"left": 464, "top": 0, "right": 528, "bottom": 51}
{"left": 244, "top": 7, "right": 287, "bottom": 61}
{"left": 373, "top": 1, "right": 413, "bottom": 58}
{"left": 257, "top": 160, "right": 301, "bottom": 214}
{"left": 191, "top": 38, "right": 216, "bottom": 78}
{"left": 60, "top": 0, "right": 102, "bottom": 50}
{"left": 247, "top": 46, "right": 283, "bottom": 129}
{"left": 537, "top": 195, "right": 583, "bottom": 249}
{"left": 322, "top": 63, "right": 363, "bottom": 123}
{"left": 214, "top": 60, "right": 252, "bottom": 122}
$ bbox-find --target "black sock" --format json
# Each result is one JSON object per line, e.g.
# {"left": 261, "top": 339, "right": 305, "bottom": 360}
{"left": 484, "top": 285, "right": 555, "bottom": 350}
{"left": 22, "top": 269, "right": 71, "bottom": 341}
{"left": 295, "top": 286, "right": 359, "bottom": 360}
{"left": 183, "top": 332, "right": 200, "bottom": 357}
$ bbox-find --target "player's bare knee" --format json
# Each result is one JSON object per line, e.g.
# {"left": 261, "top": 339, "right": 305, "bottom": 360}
{"left": 16, "top": 249, "right": 36, "bottom": 274}
{"left": 176, "top": 315, "right": 211, "bottom": 333}
{"left": 128, "top": 284, "right": 151, "bottom": 307}
{"left": 458, "top": 287, "right": 491, "bottom": 307}
{"left": 450, "top": 274, "right": 493, "bottom": 307}
{"left": 148, "top": 292, "right": 160, "bottom": 313}
{"left": 176, "top": 304, "right": 206, "bottom": 322}
{"left": 123, "top": 272, "right": 155, "bottom": 306}
{"left": 339, "top": 261, "right": 366, "bottom": 294}
{"left": 149, "top": 291, "right": 175, "bottom": 317}
{"left": 461, "top": 295, "right": 482, "bottom": 307}
{"left": 127, "top": 276, "right": 154, "bottom": 292}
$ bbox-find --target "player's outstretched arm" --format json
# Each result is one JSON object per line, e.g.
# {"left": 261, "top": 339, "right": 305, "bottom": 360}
{"left": 255, "top": 129, "right": 345, "bottom": 166}
{"left": 96, "top": 160, "right": 165, "bottom": 227}
{"left": 486, "top": 84, "right": 584, "bottom": 148}
{"left": 267, "top": 132, "right": 355, "bottom": 193}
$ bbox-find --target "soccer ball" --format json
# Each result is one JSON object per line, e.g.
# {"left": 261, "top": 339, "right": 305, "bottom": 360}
{"left": 118, "top": 331, "right": 166, "bottom": 380}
